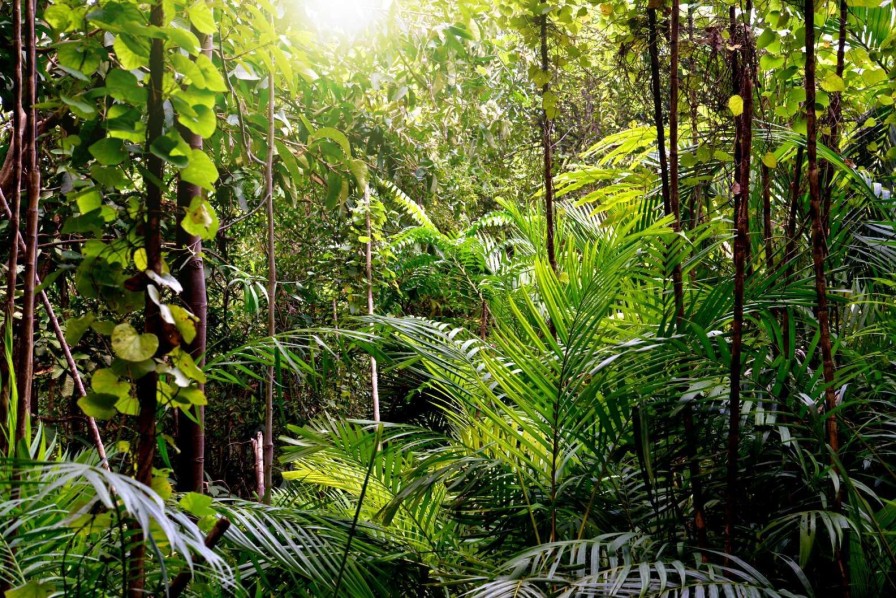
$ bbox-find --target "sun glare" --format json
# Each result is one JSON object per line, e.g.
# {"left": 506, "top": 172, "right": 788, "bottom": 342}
{"left": 304, "top": 0, "right": 391, "bottom": 36}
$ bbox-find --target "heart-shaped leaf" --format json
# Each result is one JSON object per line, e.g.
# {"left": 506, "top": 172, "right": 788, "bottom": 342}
{"left": 112, "top": 323, "right": 159, "bottom": 362}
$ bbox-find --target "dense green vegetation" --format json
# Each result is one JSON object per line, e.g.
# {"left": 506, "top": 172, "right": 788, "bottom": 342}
{"left": 1, "top": 0, "right": 896, "bottom": 595}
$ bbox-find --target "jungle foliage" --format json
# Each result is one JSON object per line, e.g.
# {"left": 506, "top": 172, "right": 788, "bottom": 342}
{"left": 1, "top": 0, "right": 896, "bottom": 596}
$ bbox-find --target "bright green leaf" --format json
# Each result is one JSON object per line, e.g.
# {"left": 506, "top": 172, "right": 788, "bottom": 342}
{"left": 181, "top": 149, "right": 218, "bottom": 190}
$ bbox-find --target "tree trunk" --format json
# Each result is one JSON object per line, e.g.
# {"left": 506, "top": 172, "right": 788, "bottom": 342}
{"left": 174, "top": 28, "right": 212, "bottom": 494}
{"left": 0, "top": 191, "right": 108, "bottom": 468}
{"left": 540, "top": 14, "right": 557, "bottom": 274}
{"left": 803, "top": 2, "right": 849, "bottom": 593}
{"left": 263, "top": 63, "right": 277, "bottom": 503}
{"left": 647, "top": 5, "right": 671, "bottom": 218}
{"left": 670, "top": 0, "right": 706, "bottom": 556}
{"left": 14, "top": 0, "right": 40, "bottom": 440}
{"left": 1, "top": 0, "right": 24, "bottom": 445}
{"left": 725, "top": 27, "right": 753, "bottom": 557}
{"left": 364, "top": 185, "right": 381, "bottom": 423}
{"left": 668, "top": 0, "right": 684, "bottom": 325}
{"left": 129, "top": 2, "right": 166, "bottom": 593}
{"left": 761, "top": 164, "right": 773, "bottom": 272}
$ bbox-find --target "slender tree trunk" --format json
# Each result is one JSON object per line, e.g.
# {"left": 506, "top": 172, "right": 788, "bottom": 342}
{"left": 252, "top": 430, "right": 264, "bottom": 499}
{"left": 1, "top": 0, "right": 24, "bottom": 443}
{"left": 725, "top": 28, "right": 753, "bottom": 558}
{"left": 635, "top": 0, "right": 671, "bottom": 523}
{"left": 804, "top": 3, "right": 849, "bottom": 593}
{"left": 669, "top": 0, "right": 707, "bottom": 556}
{"left": 647, "top": 5, "right": 671, "bottom": 218}
{"left": 685, "top": 6, "right": 703, "bottom": 285}
{"left": 129, "top": 3, "right": 165, "bottom": 593}
{"left": 781, "top": 146, "right": 804, "bottom": 362}
{"left": 174, "top": 28, "right": 212, "bottom": 494}
{"left": 669, "top": 0, "right": 684, "bottom": 325}
{"left": 761, "top": 164, "right": 774, "bottom": 272}
{"left": 14, "top": 0, "right": 39, "bottom": 439}
{"left": 539, "top": 14, "right": 557, "bottom": 273}
{"left": 263, "top": 62, "right": 276, "bottom": 503}
{"left": 0, "top": 192, "right": 108, "bottom": 467}
{"left": 365, "top": 185, "right": 380, "bottom": 423}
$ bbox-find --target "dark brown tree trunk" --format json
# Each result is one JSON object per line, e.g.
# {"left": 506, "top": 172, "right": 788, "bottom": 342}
{"left": 1, "top": 0, "right": 24, "bottom": 446}
{"left": 14, "top": 0, "right": 39, "bottom": 439}
{"left": 647, "top": 5, "right": 671, "bottom": 218}
{"left": 130, "top": 2, "right": 165, "bottom": 593}
{"left": 634, "top": 2, "right": 673, "bottom": 525}
{"left": 670, "top": 0, "right": 707, "bottom": 556}
{"left": 668, "top": 0, "right": 684, "bottom": 325}
{"left": 174, "top": 30, "right": 212, "bottom": 494}
{"left": 804, "top": 2, "right": 849, "bottom": 594}
{"left": 725, "top": 29, "right": 753, "bottom": 558}
{"left": 540, "top": 14, "right": 557, "bottom": 274}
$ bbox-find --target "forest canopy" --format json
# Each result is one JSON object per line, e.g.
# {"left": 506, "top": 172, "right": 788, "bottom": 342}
{"left": 1, "top": 0, "right": 896, "bottom": 595}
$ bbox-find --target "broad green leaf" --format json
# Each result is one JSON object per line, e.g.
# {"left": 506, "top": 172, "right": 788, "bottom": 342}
{"left": 91, "top": 164, "right": 129, "bottom": 189}
{"left": 57, "top": 40, "right": 104, "bottom": 76}
{"left": 350, "top": 159, "right": 368, "bottom": 188}
{"left": 134, "top": 248, "right": 148, "bottom": 271}
{"left": 181, "top": 149, "right": 218, "bottom": 190}
{"left": 150, "top": 130, "right": 191, "bottom": 167}
{"left": 113, "top": 34, "right": 149, "bottom": 70}
{"left": 106, "top": 69, "right": 147, "bottom": 105}
{"left": 44, "top": 5, "right": 71, "bottom": 31}
{"left": 171, "top": 53, "right": 206, "bottom": 87}
{"left": 309, "top": 127, "right": 352, "bottom": 157}
{"left": 175, "top": 385, "right": 207, "bottom": 406}
{"left": 862, "top": 67, "right": 887, "bottom": 86}
{"left": 195, "top": 54, "right": 227, "bottom": 92}
{"left": 112, "top": 323, "right": 159, "bottom": 362}
{"left": 89, "top": 138, "right": 127, "bottom": 166}
{"left": 78, "top": 392, "right": 119, "bottom": 420}
{"left": 115, "top": 394, "right": 140, "bottom": 416}
{"left": 60, "top": 94, "right": 96, "bottom": 119}
{"left": 759, "top": 54, "right": 785, "bottom": 71}
{"left": 91, "top": 368, "right": 130, "bottom": 399}
{"left": 181, "top": 196, "right": 219, "bottom": 240}
{"left": 180, "top": 492, "right": 215, "bottom": 518}
{"left": 177, "top": 104, "right": 216, "bottom": 138}
{"left": 762, "top": 152, "right": 777, "bottom": 168}
{"left": 172, "top": 347, "right": 206, "bottom": 383}
{"left": 187, "top": 1, "right": 216, "bottom": 34}
{"left": 325, "top": 171, "right": 342, "bottom": 209}
{"left": 169, "top": 304, "right": 198, "bottom": 344}
{"left": 164, "top": 26, "right": 201, "bottom": 54}
{"left": 276, "top": 141, "right": 303, "bottom": 184}
{"left": 820, "top": 72, "right": 845, "bottom": 93}
{"left": 65, "top": 313, "right": 96, "bottom": 345}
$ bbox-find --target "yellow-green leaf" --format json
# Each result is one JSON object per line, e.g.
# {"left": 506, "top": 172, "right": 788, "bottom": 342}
{"left": 728, "top": 95, "right": 744, "bottom": 117}
{"left": 112, "top": 323, "right": 159, "bottom": 362}
{"left": 820, "top": 72, "right": 845, "bottom": 93}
